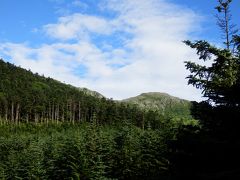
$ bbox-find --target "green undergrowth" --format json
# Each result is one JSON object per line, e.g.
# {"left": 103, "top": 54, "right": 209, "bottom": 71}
{"left": 0, "top": 122, "right": 182, "bottom": 179}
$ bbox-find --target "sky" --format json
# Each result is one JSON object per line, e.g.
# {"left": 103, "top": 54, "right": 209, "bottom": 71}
{"left": 0, "top": 0, "right": 239, "bottom": 101}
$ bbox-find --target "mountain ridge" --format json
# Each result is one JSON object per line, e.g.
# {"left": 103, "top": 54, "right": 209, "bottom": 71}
{"left": 122, "top": 92, "right": 192, "bottom": 118}
{"left": 0, "top": 59, "right": 192, "bottom": 124}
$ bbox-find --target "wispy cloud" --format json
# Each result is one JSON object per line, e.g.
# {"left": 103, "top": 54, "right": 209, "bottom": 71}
{"left": 72, "top": 0, "right": 88, "bottom": 9}
{"left": 0, "top": 0, "right": 203, "bottom": 101}
{"left": 44, "top": 13, "right": 113, "bottom": 40}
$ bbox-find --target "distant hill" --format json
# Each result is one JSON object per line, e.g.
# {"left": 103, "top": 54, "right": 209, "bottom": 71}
{"left": 0, "top": 59, "right": 156, "bottom": 126}
{"left": 78, "top": 87, "right": 105, "bottom": 99}
{"left": 0, "top": 59, "right": 194, "bottom": 127}
{"left": 123, "top": 92, "right": 192, "bottom": 118}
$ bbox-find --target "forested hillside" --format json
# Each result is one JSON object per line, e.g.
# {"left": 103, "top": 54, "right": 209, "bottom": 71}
{"left": 0, "top": 58, "right": 103, "bottom": 124}
{"left": 0, "top": 59, "right": 193, "bottom": 179}
{"left": 1, "top": 0, "right": 239, "bottom": 178}
{"left": 0, "top": 59, "right": 174, "bottom": 128}
{"left": 123, "top": 92, "right": 192, "bottom": 118}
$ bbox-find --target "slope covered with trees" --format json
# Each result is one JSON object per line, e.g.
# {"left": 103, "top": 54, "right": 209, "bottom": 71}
{"left": 2, "top": 0, "right": 239, "bottom": 179}
{"left": 0, "top": 58, "right": 200, "bottom": 179}
{"left": 0, "top": 59, "right": 104, "bottom": 124}
{"left": 123, "top": 92, "right": 192, "bottom": 118}
{"left": 0, "top": 59, "right": 176, "bottom": 129}
{"left": 0, "top": 59, "right": 195, "bottom": 179}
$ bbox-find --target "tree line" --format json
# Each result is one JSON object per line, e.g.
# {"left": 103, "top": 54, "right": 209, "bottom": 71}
{"left": 0, "top": 59, "right": 167, "bottom": 129}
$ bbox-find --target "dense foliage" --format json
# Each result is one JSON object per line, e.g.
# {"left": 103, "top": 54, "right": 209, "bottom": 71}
{"left": 0, "top": 122, "right": 178, "bottom": 179}
{"left": 2, "top": 1, "right": 240, "bottom": 179}
{"left": 123, "top": 92, "right": 192, "bottom": 119}
{"left": 184, "top": 40, "right": 240, "bottom": 106}
{"left": 184, "top": 0, "right": 240, "bottom": 107}
{"left": 0, "top": 59, "right": 198, "bottom": 179}
{"left": 171, "top": 0, "right": 240, "bottom": 178}
{"left": 183, "top": 0, "right": 240, "bottom": 137}
{"left": 0, "top": 59, "right": 170, "bottom": 129}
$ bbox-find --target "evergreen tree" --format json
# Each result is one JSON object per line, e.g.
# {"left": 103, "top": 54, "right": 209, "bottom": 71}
{"left": 173, "top": 1, "right": 240, "bottom": 178}
{"left": 215, "top": 0, "right": 238, "bottom": 50}
{"left": 184, "top": 0, "right": 239, "bottom": 107}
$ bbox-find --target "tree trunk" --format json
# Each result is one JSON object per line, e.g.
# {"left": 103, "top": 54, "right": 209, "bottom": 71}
{"left": 15, "top": 103, "right": 20, "bottom": 124}
{"left": 52, "top": 103, "right": 54, "bottom": 121}
{"left": 26, "top": 114, "right": 29, "bottom": 123}
{"left": 5, "top": 103, "right": 8, "bottom": 122}
{"left": 48, "top": 102, "right": 51, "bottom": 122}
{"left": 35, "top": 113, "right": 38, "bottom": 123}
{"left": 72, "top": 103, "right": 76, "bottom": 124}
{"left": 68, "top": 101, "right": 72, "bottom": 123}
{"left": 41, "top": 111, "right": 44, "bottom": 123}
{"left": 78, "top": 101, "right": 81, "bottom": 122}
{"left": 62, "top": 105, "right": 65, "bottom": 122}
{"left": 56, "top": 104, "right": 59, "bottom": 124}
{"left": 11, "top": 102, "right": 14, "bottom": 123}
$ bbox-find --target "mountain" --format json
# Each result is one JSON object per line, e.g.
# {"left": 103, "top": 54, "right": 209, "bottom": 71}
{"left": 78, "top": 87, "right": 105, "bottom": 99}
{"left": 0, "top": 59, "right": 157, "bottom": 126}
{"left": 0, "top": 58, "right": 194, "bottom": 128}
{"left": 123, "top": 92, "right": 192, "bottom": 118}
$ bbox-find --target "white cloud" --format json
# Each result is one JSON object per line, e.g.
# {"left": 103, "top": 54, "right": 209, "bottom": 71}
{"left": 1, "top": 0, "right": 204, "bottom": 101}
{"left": 0, "top": 43, "right": 85, "bottom": 85}
{"left": 44, "top": 13, "right": 113, "bottom": 40}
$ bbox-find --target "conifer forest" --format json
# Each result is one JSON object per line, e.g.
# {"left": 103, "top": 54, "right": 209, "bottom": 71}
{"left": 1, "top": 0, "right": 240, "bottom": 179}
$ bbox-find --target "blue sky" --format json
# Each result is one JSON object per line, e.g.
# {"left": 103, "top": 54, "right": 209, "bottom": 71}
{"left": 0, "top": 0, "right": 239, "bottom": 101}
